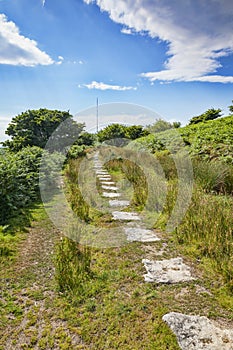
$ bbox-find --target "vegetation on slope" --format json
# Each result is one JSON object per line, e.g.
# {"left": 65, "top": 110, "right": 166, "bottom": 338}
{"left": 0, "top": 106, "right": 232, "bottom": 348}
{"left": 130, "top": 114, "right": 233, "bottom": 164}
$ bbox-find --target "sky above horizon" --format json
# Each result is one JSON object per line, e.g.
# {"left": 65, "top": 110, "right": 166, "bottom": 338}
{"left": 0, "top": 0, "right": 233, "bottom": 141}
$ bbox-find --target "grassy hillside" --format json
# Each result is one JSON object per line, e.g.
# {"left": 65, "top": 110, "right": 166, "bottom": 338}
{"left": 129, "top": 115, "right": 233, "bottom": 164}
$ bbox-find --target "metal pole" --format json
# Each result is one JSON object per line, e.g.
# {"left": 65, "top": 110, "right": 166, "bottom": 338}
{"left": 96, "top": 97, "right": 99, "bottom": 133}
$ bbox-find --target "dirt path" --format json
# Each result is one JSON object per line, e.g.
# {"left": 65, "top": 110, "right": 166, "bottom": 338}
{"left": 0, "top": 216, "right": 84, "bottom": 350}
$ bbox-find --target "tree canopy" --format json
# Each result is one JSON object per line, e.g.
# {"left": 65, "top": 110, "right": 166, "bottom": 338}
{"left": 2, "top": 108, "right": 85, "bottom": 152}
{"left": 146, "top": 118, "right": 180, "bottom": 133}
{"left": 228, "top": 100, "right": 233, "bottom": 115}
{"left": 97, "top": 123, "right": 148, "bottom": 144}
{"left": 189, "top": 108, "right": 222, "bottom": 125}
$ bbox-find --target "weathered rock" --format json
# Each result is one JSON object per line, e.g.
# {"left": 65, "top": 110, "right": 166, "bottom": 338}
{"left": 162, "top": 312, "right": 233, "bottom": 350}
{"left": 112, "top": 211, "right": 141, "bottom": 221}
{"left": 102, "top": 192, "right": 121, "bottom": 198}
{"left": 124, "top": 227, "right": 160, "bottom": 242}
{"left": 142, "top": 257, "right": 195, "bottom": 283}
{"left": 109, "top": 200, "right": 130, "bottom": 207}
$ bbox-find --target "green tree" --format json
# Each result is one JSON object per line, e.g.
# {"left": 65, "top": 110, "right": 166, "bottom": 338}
{"left": 2, "top": 108, "right": 85, "bottom": 152}
{"left": 228, "top": 100, "right": 233, "bottom": 115}
{"left": 97, "top": 124, "right": 126, "bottom": 143}
{"left": 146, "top": 119, "right": 174, "bottom": 133}
{"left": 189, "top": 108, "right": 222, "bottom": 125}
{"left": 125, "top": 125, "right": 149, "bottom": 140}
{"left": 97, "top": 123, "right": 148, "bottom": 144}
{"left": 173, "top": 121, "right": 181, "bottom": 128}
{"left": 76, "top": 132, "right": 96, "bottom": 146}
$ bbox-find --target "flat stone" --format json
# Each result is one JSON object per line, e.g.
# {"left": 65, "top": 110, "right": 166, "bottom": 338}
{"left": 101, "top": 185, "right": 119, "bottom": 191}
{"left": 101, "top": 181, "right": 116, "bottom": 186}
{"left": 102, "top": 192, "right": 121, "bottom": 198}
{"left": 124, "top": 227, "right": 160, "bottom": 242}
{"left": 98, "top": 176, "right": 112, "bottom": 181}
{"left": 94, "top": 167, "right": 103, "bottom": 170}
{"left": 109, "top": 200, "right": 130, "bottom": 207}
{"left": 97, "top": 174, "right": 111, "bottom": 178}
{"left": 162, "top": 312, "right": 233, "bottom": 350}
{"left": 142, "top": 257, "right": 195, "bottom": 283}
{"left": 96, "top": 170, "right": 109, "bottom": 175}
{"left": 112, "top": 211, "right": 141, "bottom": 221}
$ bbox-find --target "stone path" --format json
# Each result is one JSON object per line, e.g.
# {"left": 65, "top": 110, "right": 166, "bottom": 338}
{"left": 93, "top": 152, "right": 233, "bottom": 349}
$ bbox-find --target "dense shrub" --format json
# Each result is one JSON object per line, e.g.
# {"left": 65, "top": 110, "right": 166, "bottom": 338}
{"left": 0, "top": 147, "right": 43, "bottom": 224}
{"left": 0, "top": 146, "right": 65, "bottom": 225}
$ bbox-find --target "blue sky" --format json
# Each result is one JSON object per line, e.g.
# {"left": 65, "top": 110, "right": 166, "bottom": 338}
{"left": 0, "top": 0, "right": 233, "bottom": 141}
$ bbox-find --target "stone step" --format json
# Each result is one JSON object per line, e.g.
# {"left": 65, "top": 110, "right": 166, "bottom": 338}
{"left": 97, "top": 174, "right": 111, "bottom": 178}
{"left": 96, "top": 170, "right": 109, "bottom": 175}
{"left": 98, "top": 176, "right": 112, "bottom": 181}
{"left": 112, "top": 211, "right": 141, "bottom": 221}
{"left": 101, "top": 181, "right": 116, "bottom": 186}
{"left": 102, "top": 192, "right": 121, "bottom": 198}
{"left": 109, "top": 200, "right": 130, "bottom": 207}
{"left": 101, "top": 185, "right": 119, "bottom": 191}
{"left": 124, "top": 227, "right": 160, "bottom": 242}
{"left": 142, "top": 257, "right": 195, "bottom": 283}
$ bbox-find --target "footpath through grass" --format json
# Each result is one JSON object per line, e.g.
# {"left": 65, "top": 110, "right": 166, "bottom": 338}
{"left": 1, "top": 156, "right": 233, "bottom": 349}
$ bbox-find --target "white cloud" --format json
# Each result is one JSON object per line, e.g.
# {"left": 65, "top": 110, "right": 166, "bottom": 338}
{"left": 42, "top": 0, "right": 46, "bottom": 7}
{"left": 121, "top": 27, "right": 134, "bottom": 35}
{"left": 0, "top": 14, "right": 54, "bottom": 66}
{"left": 83, "top": 81, "right": 137, "bottom": 91}
{"left": 84, "top": 0, "right": 233, "bottom": 83}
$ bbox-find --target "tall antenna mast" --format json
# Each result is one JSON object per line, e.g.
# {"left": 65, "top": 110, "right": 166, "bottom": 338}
{"left": 96, "top": 97, "right": 99, "bottom": 133}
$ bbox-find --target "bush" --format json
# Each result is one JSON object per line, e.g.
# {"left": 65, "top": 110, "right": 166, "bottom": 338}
{"left": 67, "top": 145, "right": 86, "bottom": 159}
{"left": 0, "top": 147, "right": 43, "bottom": 224}
{"left": 0, "top": 146, "right": 66, "bottom": 225}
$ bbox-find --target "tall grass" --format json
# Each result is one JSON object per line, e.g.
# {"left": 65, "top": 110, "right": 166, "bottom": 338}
{"left": 103, "top": 147, "right": 233, "bottom": 291}
{"left": 65, "top": 159, "right": 90, "bottom": 222}
{"left": 105, "top": 158, "right": 148, "bottom": 208}
{"left": 193, "top": 159, "right": 233, "bottom": 195}
{"left": 54, "top": 236, "right": 92, "bottom": 294}
{"left": 151, "top": 156, "right": 233, "bottom": 290}
{"left": 175, "top": 188, "right": 233, "bottom": 291}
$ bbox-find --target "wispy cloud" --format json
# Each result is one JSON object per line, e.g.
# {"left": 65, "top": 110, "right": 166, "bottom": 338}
{"left": 83, "top": 0, "right": 233, "bottom": 83}
{"left": 83, "top": 81, "right": 137, "bottom": 91}
{"left": 0, "top": 13, "right": 53, "bottom": 66}
{"left": 42, "top": 0, "right": 46, "bottom": 7}
{"left": 56, "top": 55, "right": 64, "bottom": 65}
